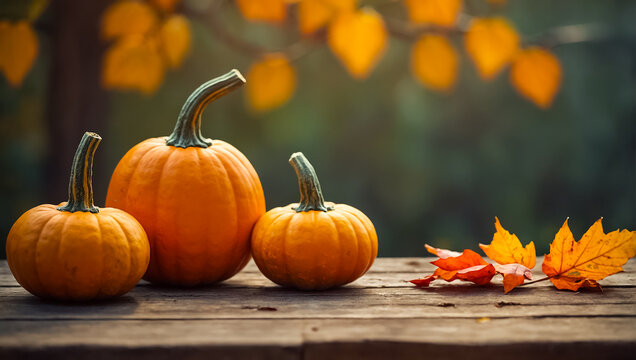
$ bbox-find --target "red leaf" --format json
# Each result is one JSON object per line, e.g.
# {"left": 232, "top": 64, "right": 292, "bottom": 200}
{"left": 411, "top": 245, "right": 496, "bottom": 287}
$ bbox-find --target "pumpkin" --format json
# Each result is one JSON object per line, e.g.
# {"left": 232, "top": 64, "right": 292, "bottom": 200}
{"left": 105, "top": 69, "right": 266, "bottom": 286}
{"left": 6, "top": 132, "right": 150, "bottom": 301}
{"left": 251, "top": 152, "right": 378, "bottom": 290}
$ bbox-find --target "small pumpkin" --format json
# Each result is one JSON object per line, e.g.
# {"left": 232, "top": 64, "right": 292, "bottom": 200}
{"left": 251, "top": 152, "right": 378, "bottom": 290}
{"left": 6, "top": 132, "right": 150, "bottom": 301}
{"left": 106, "top": 69, "right": 266, "bottom": 286}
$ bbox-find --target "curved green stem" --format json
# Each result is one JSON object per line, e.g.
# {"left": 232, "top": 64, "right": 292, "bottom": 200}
{"left": 57, "top": 132, "right": 101, "bottom": 213}
{"left": 289, "top": 152, "right": 333, "bottom": 212}
{"left": 166, "top": 69, "right": 246, "bottom": 148}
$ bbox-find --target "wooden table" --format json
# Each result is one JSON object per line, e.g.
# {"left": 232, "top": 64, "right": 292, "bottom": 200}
{"left": 1, "top": 257, "right": 634, "bottom": 359}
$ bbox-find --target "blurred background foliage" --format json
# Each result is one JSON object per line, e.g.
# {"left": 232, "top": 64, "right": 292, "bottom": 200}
{"left": 1, "top": 0, "right": 635, "bottom": 258}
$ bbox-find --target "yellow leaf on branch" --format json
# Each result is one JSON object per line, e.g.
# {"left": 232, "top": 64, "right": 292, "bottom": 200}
{"left": 235, "top": 0, "right": 287, "bottom": 23}
{"left": 101, "top": 0, "right": 159, "bottom": 40}
{"left": 151, "top": 0, "right": 181, "bottom": 13}
{"left": 403, "top": 0, "right": 462, "bottom": 27}
{"left": 479, "top": 217, "right": 536, "bottom": 268}
{"left": 159, "top": 15, "right": 192, "bottom": 68}
{"left": 0, "top": 21, "right": 38, "bottom": 87}
{"left": 510, "top": 47, "right": 562, "bottom": 109}
{"left": 247, "top": 54, "right": 297, "bottom": 111}
{"left": 102, "top": 36, "right": 165, "bottom": 94}
{"left": 410, "top": 34, "right": 459, "bottom": 92}
{"left": 464, "top": 17, "right": 519, "bottom": 80}
{"left": 327, "top": 7, "right": 388, "bottom": 79}
{"left": 543, "top": 218, "right": 636, "bottom": 291}
{"left": 298, "top": 0, "right": 357, "bottom": 35}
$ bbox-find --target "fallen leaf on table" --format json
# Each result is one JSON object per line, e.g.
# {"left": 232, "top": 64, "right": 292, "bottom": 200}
{"left": 480, "top": 217, "right": 536, "bottom": 268}
{"left": 327, "top": 7, "right": 388, "bottom": 79}
{"left": 410, "top": 245, "right": 496, "bottom": 287}
{"left": 494, "top": 263, "right": 532, "bottom": 293}
{"left": 542, "top": 218, "right": 636, "bottom": 291}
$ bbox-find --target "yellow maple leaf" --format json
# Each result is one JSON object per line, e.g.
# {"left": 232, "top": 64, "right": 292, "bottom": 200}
{"left": 102, "top": 35, "right": 165, "bottom": 94}
{"left": 298, "top": 0, "right": 357, "bottom": 35}
{"left": 327, "top": 7, "right": 387, "bottom": 79}
{"left": 0, "top": 21, "right": 38, "bottom": 87}
{"left": 151, "top": 0, "right": 181, "bottom": 12}
{"left": 464, "top": 17, "right": 519, "bottom": 80}
{"left": 235, "top": 0, "right": 287, "bottom": 23}
{"left": 403, "top": 0, "right": 462, "bottom": 27}
{"left": 159, "top": 15, "right": 191, "bottom": 68}
{"left": 479, "top": 217, "right": 536, "bottom": 268}
{"left": 510, "top": 47, "right": 562, "bottom": 109}
{"left": 101, "top": 0, "right": 159, "bottom": 40}
{"left": 543, "top": 218, "right": 636, "bottom": 291}
{"left": 247, "top": 53, "right": 297, "bottom": 111}
{"left": 410, "top": 34, "right": 459, "bottom": 92}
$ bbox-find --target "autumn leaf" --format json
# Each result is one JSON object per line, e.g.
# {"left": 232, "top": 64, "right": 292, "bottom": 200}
{"left": 159, "top": 15, "right": 191, "bottom": 68}
{"left": 403, "top": 0, "right": 462, "bottom": 27}
{"left": 494, "top": 263, "right": 532, "bottom": 294}
{"left": 102, "top": 35, "right": 165, "bottom": 94}
{"left": 0, "top": 21, "right": 38, "bottom": 87}
{"left": 542, "top": 218, "right": 636, "bottom": 291}
{"left": 424, "top": 244, "right": 461, "bottom": 259}
{"left": 327, "top": 7, "right": 388, "bottom": 79}
{"left": 464, "top": 17, "right": 519, "bottom": 80}
{"left": 298, "top": 0, "right": 357, "bottom": 35}
{"left": 151, "top": 0, "right": 181, "bottom": 13}
{"left": 235, "top": 0, "right": 287, "bottom": 23}
{"left": 101, "top": 0, "right": 159, "bottom": 40}
{"left": 411, "top": 245, "right": 496, "bottom": 287}
{"left": 246, "top": 53, "right": 297, "bottom": 111}
{"left": 410, "top": 34, "right": 459, "bottom": 92}
{"left": 510, "top": 47, "right": 562, "bottom": 109}
{"left": 480, "top": 217, "right": 536, "bottom": 268}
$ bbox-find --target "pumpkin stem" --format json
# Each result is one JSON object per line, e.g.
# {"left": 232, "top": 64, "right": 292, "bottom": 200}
{"left": 289, "top": 152, "right": 333, "bottom": 212}
{"left": 166, "top": 69, "right": 246, "bottom": 148}
{"left": 57, "top": 132, "right": 101, "bottom": 213}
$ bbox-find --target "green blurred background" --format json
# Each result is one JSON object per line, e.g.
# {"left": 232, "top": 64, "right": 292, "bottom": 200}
{"left": 1, "top": 0, "right": 635, "bottom": 258}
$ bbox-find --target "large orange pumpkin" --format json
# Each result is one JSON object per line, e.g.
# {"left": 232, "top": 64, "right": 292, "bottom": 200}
{"left": 6, "top": 132, "right": 150, "bottom": 300}
{"left": 251, "top": 152, "right": 378, "bottom": 290}
{"left": 106, "top": 69, "right": 265, "bottom": 286}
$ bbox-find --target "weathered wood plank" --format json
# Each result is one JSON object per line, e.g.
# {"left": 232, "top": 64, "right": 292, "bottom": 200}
{"left": 1, "top": 285, "right": 634, "bottom": 320}
{"left": 1, "top": 318, "right": 634, "bottom": 360}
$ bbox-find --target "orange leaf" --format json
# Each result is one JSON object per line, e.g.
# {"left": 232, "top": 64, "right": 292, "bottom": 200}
{"left": 510, "top": 47, "right": 562, "bottom": 109}
{"left": 235, "top": 0, "right": 287, "bottom": 23}
{"left": 479, "top": 217, "right": 536, "bottom": 268}
{"left": 102, "top": 36, "right": 165, "bottom": 94}
{"left": 543, "top": 218, "right": 636, "bottom": 291}
{"left": 151, "top": 0, "right": 182, "bottom": 12}
{"left": 101, "top": 0, "right": 159, "bottom": 40}
{"left": 464, "top": 17, "right": 519, "bottom": 80}
{"left": 410, "top": 34, "right": 459, "bottom": 92}
{"left": 411, "top": 245, "right": 496, "bottom": 287}
{"left": 403, "top": 0, "right": 462, "bottom": 27}
{"left": 297, "top": 0, "right": 357, "bottom": 35}
{"left": 246, "top": 53, "right": 297, "bottom": 112}
{"left": 0, "top": 21, "right": 38, "bottom": 87}
{"left": 494, "top": 263, "right": 532, "bottom": 293}
{"left": 159, "top": 15, "right": 191, "bottom": 68}
{"left": 327, "top": 7, "right": 387, "bottom": 79}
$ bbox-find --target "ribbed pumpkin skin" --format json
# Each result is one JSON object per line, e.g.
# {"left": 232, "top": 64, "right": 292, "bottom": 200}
{"left": 251, "top": 202, "right": 378, "bottom": 290}
{"left": 106, "top": 137, "right": 266, "bottom": 286}
{"left": 6, "top": 204, "right": 150, "bottom": 301}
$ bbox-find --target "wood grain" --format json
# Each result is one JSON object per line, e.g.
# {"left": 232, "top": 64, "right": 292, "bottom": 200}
{"left": 1, "top": 258, "right": 634, "bottom": 360}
